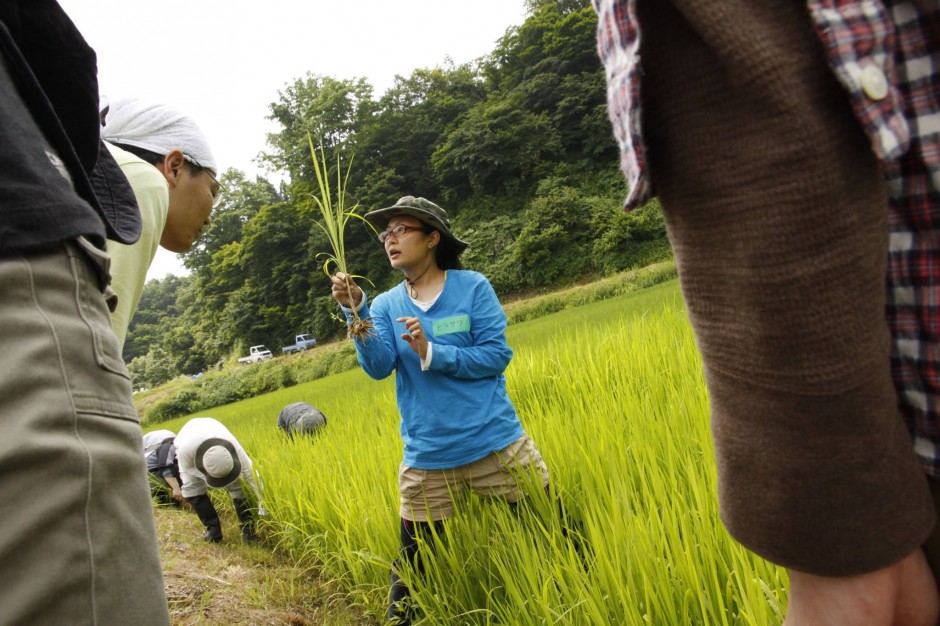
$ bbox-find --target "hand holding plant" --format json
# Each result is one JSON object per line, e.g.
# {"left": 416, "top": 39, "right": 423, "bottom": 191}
{"left": 330, "top": 271, "right": 363, "bottom": 309}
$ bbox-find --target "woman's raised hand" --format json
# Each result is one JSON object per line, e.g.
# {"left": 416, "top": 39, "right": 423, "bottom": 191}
{"left": 331, "top": 272, "right": 363, "bottom": 309}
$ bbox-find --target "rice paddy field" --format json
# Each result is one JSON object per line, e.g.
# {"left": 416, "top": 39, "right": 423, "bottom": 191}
{"left": 156, "top": 279, "right": 789, "bottom": 625}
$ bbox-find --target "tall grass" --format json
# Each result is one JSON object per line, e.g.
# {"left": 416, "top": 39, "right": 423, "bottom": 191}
{"left": 154, "top": 279, "right": 788, "bottom": 624}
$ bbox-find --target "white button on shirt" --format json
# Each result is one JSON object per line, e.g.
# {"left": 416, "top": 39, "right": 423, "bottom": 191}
{"left": 861, "top": 64, "right": 889, "bottom": 100}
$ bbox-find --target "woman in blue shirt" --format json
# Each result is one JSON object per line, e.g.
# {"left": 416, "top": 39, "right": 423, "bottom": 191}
{"left": 331, "top": 195, "right": 550, "bottom": 625}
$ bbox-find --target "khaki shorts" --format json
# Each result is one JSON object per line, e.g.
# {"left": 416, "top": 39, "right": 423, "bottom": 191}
{"left": 399, "top": 433, "right": 550, "bottom": 522}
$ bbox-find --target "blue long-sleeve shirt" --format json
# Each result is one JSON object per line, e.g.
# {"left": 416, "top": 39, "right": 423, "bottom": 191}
{"left": 344, "top": 270, "right": 524, "bottom": 469}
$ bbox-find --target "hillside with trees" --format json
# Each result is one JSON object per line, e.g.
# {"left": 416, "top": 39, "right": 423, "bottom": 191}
{"left": 125, "top": 0, "right": 670, "bottom": 388}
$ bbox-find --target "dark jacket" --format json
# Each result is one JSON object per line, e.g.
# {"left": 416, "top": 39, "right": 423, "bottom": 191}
{"left": 0, "top": 0, "right": 139, "bottom": 253}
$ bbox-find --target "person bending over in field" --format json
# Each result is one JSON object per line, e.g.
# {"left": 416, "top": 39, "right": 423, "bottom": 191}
{"left": 175, "top": 417, "right": 262, "bottom": 544}
{"left": 142, "top": 429, "right": 182, "bottom": 506}
{"left": 277, "top": 401, "right": 328, "bottom": 439}
{"left": 331, "top": 196, "right": 552, "bottom": 625}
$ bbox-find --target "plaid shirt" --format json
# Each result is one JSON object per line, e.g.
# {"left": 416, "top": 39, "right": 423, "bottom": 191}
{"left": 594, "top": 1, "right": 940, "bottom": 474}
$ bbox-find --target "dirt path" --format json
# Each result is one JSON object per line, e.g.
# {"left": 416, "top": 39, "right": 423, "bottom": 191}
{"left": 155, "top": 505, "right": 372, "bottom": 625}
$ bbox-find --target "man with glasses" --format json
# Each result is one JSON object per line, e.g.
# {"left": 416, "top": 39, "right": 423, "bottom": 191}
{"left": 93, "top": 97, "right": 224, "bottom": 349}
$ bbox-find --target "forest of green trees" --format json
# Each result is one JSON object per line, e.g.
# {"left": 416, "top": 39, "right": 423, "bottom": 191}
{"left": 125, "top": 0, "right": 671, "bottom": 388}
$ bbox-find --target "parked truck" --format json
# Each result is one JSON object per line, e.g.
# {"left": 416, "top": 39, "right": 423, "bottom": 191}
{"left": 238, "top": 345, "right": 273, "bottom": 365}
{"left": 282, "top": 334, "right": 317, "bottom": 354}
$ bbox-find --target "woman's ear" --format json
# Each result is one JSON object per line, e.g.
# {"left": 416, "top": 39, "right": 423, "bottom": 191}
{"left": 157, "top": 150, "right": 186, "bottom": 187}
{"left": 428, "top": 230, "right": 441, "bottom": 249}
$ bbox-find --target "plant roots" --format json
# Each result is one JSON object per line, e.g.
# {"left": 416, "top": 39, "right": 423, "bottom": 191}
{"left": 348, "top": 318, "right": 376, "bottom": 341}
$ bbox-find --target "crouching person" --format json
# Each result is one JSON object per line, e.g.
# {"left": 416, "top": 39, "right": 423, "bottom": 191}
{"left": 143, "top": 429, "right": 182, "bottom": 506}
{"left": 277, "top": 402, "right": 328, "bottom": 439}
{"left": 175, "top": 417, "right": 261, "bottom": 543}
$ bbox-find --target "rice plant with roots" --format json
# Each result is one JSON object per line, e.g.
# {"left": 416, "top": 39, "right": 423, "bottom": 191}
{"left": 308, "top": 135, "right": 375, "bottom": 340}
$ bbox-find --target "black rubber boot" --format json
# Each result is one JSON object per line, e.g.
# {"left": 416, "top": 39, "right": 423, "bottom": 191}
{"left": 187, "top": 494, "right": 222, "bottom": 543}
{"left": 233, "top": 497, "right": 257, "bottom": 543}
{"left": 387, "top": 518, "right": 444, "bottom": 623}
{"left": 547, "top": 485, "right": 590, "bottom": 570}
{"left": 203, "top": 525, "right": 223, "bottom": 543}
{"left": 387, "top": 564, "right": 413, "bottom": 625}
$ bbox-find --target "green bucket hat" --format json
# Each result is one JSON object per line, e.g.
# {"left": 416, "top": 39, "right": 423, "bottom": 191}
{"left": 365, "top": 196, "right": 469, "bottom": 252}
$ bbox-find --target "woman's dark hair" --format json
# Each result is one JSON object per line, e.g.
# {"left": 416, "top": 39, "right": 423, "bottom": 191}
{"left": 383, "top": 216, "right": 466, "bottom": 270}
{"left": 433, "top": 230, "right": 464, "bottom": 270}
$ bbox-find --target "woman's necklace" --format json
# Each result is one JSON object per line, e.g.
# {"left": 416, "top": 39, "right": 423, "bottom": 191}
{"left": 406, "top": 260, "right": 434, "bottom": 298}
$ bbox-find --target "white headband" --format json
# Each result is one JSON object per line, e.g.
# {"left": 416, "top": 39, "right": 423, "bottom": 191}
{"left": 102, "top": 97, "right": 217, "bottom": 173}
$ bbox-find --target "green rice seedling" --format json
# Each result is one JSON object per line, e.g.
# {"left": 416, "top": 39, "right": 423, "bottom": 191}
{"left": 307, "top": 135, "right": 375, "bottom": 341}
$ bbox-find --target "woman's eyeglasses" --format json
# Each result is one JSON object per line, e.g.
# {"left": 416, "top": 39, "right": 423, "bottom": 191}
{"left": 378, "top": 224, "right": 427, "bottom": 243}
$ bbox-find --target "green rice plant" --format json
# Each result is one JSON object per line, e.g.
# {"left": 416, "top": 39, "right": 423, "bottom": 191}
{"left": 307, "top": 134, "right": 375, "bottom": 340}
{"left": 150, "top": 279, "right": 789, "bottom": 624}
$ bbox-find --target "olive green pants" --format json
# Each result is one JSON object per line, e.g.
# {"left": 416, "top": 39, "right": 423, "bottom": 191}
{"left": 0, "top": 242, "right": 169, "bottom": 625}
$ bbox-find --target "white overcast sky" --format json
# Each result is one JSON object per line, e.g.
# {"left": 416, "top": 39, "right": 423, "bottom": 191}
{"left": 57, "top": 0, "right": 528, "bottom": 280}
